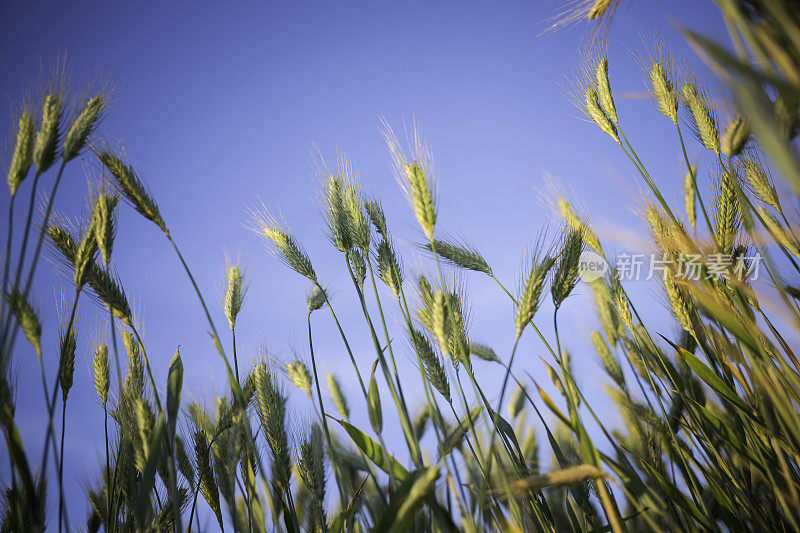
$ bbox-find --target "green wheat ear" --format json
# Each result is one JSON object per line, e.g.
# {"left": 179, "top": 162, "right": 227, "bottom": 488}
{"left": 588, "top": 0, "right": 614, "bottom": 19}
{"left": 469, "top": 342, "right": 498, "bottom": 362}
{"left": 405, "top": 161, "right": 437, "bottom": 240}
{"left": 376, "top": 240, "right": 403, "bottom": 297}
{"left": 254, "top": 362, "right": 291, "bottom": 491}
{"left": 307, "top": 285, "right": 326, "bottom": 313}
{"left": 721, "top": 117, "right": 750, "bottom": 157}
{"left": 93, "top": 344, "right": 110, "bottom": 406}
{"left": 684, "top": 166, "right": 697, "bottom": 232}
{"left": 326, "top": 374, "right": 349, "bottom": 419}
{"left": 682, "top": 82, "right": 720, "bottom": 154}
{"left": 551, "top": 229, "right": 583, "bottom": 309}
{"left": 286, "top": 359, "right": 312, "bottom": 397}
{"left": 298, "top": 425, "right": 327, "bottom": 529}
{"left": 343, "top": 182, "right": 370, "bottom": 251}
{"left": 223, "top": 263, "right": 248, "bottom": 329}
{"left": 89, "top": 186, "right": 119, "bottom": 267}
{"left": 34, "top": 94, "right": 62, "bottom": 173}
{"left": 516, "top": 256, "right": 554, "bottom": 337}
{"left": 741, "top": 157, "right": 781, "bottom": 213}
{"left": 411, "top": 327, "right": 451, "bottom": 403}
{"left": 714, "top": 169, "right": 738, "bottom": 256}
{"left": 595, "top": 57, "right": 617, "bottom": 124}
{"left": 5, "top": 289, "right": 42, "bottom": 359}
{"left": 509, "top": 384, "right": 527, "bottom": 418}
{"left": 250, "top": 207, "right": 317, "bottom": 283}
{"left": 97, "top": 149, "right": 167, "bottom": 234}
{"left": 7, "top": 112, "right": 35, "bottom": 196}
{"left": 63, "top": 95, "right": 105, "bottom": 162}
{"left": 322, "top": 174, "right": 354, "bottom": 252}
{"left": 365, "top": 198, "right": 389, "bottom": 240}
{"left": 585, "top": 86, "right": 619, "bottom": 142}
{"left": 58, "top": 317, "right": 77, "bottom": 403}
{"left": 194, "top": 429, "right": 223, "bottom": 530}
{"left": 592, "top": 330, "right": 624, "bottom": 387}
{"left": 558, "top": 198, "right": 603, "bottom": 255}
{"left": 424, "top": 236, "right": 492, "bottom": 275}
{"left": 649, "top": 62, "right": 679, "bottom": 124}
{"left": 383, "top": 120, "right": 438, "bottom": 240}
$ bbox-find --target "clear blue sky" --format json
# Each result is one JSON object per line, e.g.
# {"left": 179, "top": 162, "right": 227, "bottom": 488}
{"left": 1, "top": 0, "right": 726, "bottom": 528}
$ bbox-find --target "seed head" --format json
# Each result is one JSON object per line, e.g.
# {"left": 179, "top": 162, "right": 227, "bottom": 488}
{"left": 194, "top": 430, "right": 223, "bottom": 530}
{"left": 286, "top": 359, "right": 312, "bottom": 397}
{"left": 509, "top": 385, "right": 527, "bottom": 418}
{"left": 123, "top": 329, "right": 144, "bottom": 397}
{"left": 348, "top": 248, "right": 367, "bottom": 288}
{"left": 714, "top": 170, "right": 738, "bottom": 255}
{"left": 759, "top": 206, "right": 799, "bottom": 256}
{"left": 97, "top": 150, "right": 167, "bottom": 234}
{"left": 59, "top": 323, "right": 77, "bottom": 403}
{"left": 326, "top": 374, "right": 349, "bottom": 419}
{"left": 298, "top": 425, "right": 327, "bottom": 529}
{"left": 322, "top": 175, "right": 354, "bottom": 252}
{"left": 254, "top": 363, "right": 291, "bottom": 490}
{"left": 663, "top": 269, "right": 700, "bottom": 338}
{"left": 93, "top": 344, "right": 110, "bottom": 406}
{"left": 410, "top": 327, "right": 450, "bottom": 403}
{"left": 405, "top": 161, "right": 438, "bottom": 240}
{"left": 588, "top": 0, "right": 614, "bottom": 19}
{"left": 683, "top": 83, "right": 719, "bottom": 154}
{"left": 73, "top": 221, "right": 99, "bottom": 288}
{"left": 425, "top": 237, "right": 492, "bottom": 275}
{"left": 344, "top": 183, "right": 370, "bottom": 251}
{"left": 365, "top": 198, "right": 389, "bottom": 240}
{"left": 376, "top": 240, "right": 403, "bottom": 298}
{"left": 649, "top": 62, "right": 678, "bottom": 123}
{"left": 413, "top": 405, "right": 431, "bottom": 439}
{"left": 5, "top": 289, "right": 42, "bottom": 359}
{"left": 63, "top": 96, "right": 104, "bottom": 162}
{"left": 7, "top": 112, "right": 35, "bottom": 195}
{"left": 613, "top": 284, "right": 632, "bottom": 332}
{"left": 558, "top": 198, "right": 602, "bottom": 255}
{"left": 89, "top": 190, "right": 119, "bottom": 267}
{"left": 585, "top": 86, "right": 619, "bottom": 142}
{"left": 515, "top": 256, "right": 555, "bottom": 337}
{"left": 592, "top": 331, "right": 623, "bottom": 386}
{"left": 223, "top": 263, "right": 248, "bottom": 329}
{"left": 252, "top": 208, "right": 317, "bottom": 283}
{"left": 595, "top": 57, "right": 617, "bottom": 124}
{"left": 742, "top": 157, "right": 781, "bottom": 213}
{"left": 721, "top": 117, "right": 750, "bottom": 157}
{"left": 684, "top": 167, "right": 697, "bottom": 232}
{"left": 469, "top": 342, "right": 498, "bottom": 362}
{"left": 367, "top": 362, "right": 382, "bottom": 434}
{"left": 34, "top": 94, "right": 62, "bottom": 173}
{"left": 307, "top": 285, "right": 327, "bottom": 313}
{"left": 431, "top": 291, "right": 459, "bottom": 369}
{"left": 383, "top": 121, "right": 439, "bottom": 240}
{"left": 551, "top": 230, "right": 584, "bottom": 309}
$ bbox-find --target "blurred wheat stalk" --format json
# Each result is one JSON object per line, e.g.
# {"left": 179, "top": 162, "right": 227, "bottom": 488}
{"left": 2, "top": 0, "right": 800, "bottom": 531}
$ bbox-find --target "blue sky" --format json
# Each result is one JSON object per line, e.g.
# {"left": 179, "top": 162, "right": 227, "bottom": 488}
{"left": 1, "top": 0, "right": 727, "bottom": 527}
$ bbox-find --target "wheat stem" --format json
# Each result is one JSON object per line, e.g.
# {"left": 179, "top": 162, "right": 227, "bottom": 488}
{"left": 1, "top": 162, "right": 66, "bottom": 356}
{"left": 345, "top": 257, "right": 422, "bottom": 467}
{"left": 0, "top": 194, "right": 16, "bottom": 327}
{"left": 40, "top": 287, "right": 79, "bottom": 509}
{"left": 319, "top": 285, "right": 369, "bottom": 399}
{"left": 676, "top": 123, "right": 714, "bottom": 233}
{"left": 306, "top": 312, "right": 347, "bottom": 504}
{"left": 57, "top": 399, "right": 67, "bottom": 533}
